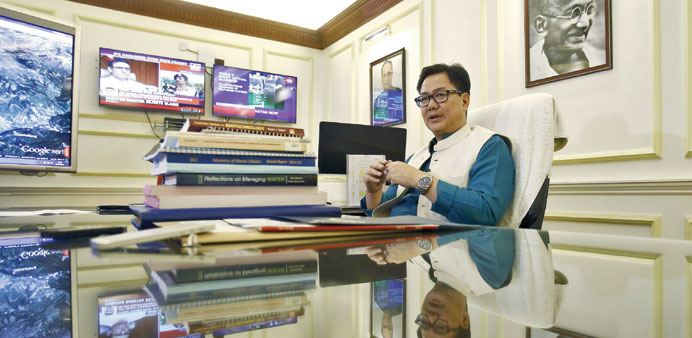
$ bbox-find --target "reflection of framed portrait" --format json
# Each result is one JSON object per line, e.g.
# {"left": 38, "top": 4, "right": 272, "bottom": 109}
{"left": 370, "top": 279, "right": 406, "bottom": 338}
{"left": 524, "top": 0, "right": 612, "bottom": 87}
{"left": 370, "top": 48, "right": 406, "bottom": 126}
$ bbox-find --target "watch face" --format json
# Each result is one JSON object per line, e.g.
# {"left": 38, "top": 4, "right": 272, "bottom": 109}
{"left": 418, "top": 239, "right": 432, "bottom": 251}
{"left": 417, "top": 174, "right": 432, "bottom": 194}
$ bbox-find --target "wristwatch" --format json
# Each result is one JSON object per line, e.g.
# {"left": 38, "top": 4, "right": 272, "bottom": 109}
{"left": 417, "top": 239, "right": 432, "bottom": 251}
{"left": 416, "top": 173, "right": 433, "bottom": 195}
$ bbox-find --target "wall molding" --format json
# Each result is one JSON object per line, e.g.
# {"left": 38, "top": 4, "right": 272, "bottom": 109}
{"left": 545, "top": 212, "right": 662, "bottom": 238}
{"left": 552, "top": 0, "right": 662, "bottom": 165}
{"left": 686, "top": 0, "right": 692, "bottom": 158}
{"left": 686, "top": 256, "right": 692, "bottom": 338}
{"left": 548, "top": 179, "right": 692, "bottom": 195}
{"left": 551, "top": 248, "right": 662, "bottom": 337}
{"left": 686, "top": 216, "right": 692, "bottom": 240}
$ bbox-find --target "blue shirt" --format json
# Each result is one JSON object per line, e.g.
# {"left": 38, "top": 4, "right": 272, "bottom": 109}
{"left": 360, "top": 133, "right": 515, "bottom": 226}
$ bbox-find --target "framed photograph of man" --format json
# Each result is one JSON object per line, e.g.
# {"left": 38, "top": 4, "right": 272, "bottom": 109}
{"left": 370, "top": 279, "right": 406, "bottom": 338}
{"left": 370, "top": 48, "right": 406, "bottom": 126}
{"left": 524, "top": 0, "right": 612, "bottom": 87}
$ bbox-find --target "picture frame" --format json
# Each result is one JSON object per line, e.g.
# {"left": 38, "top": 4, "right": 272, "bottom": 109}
{"left": 370, "top": 48, "right": 406, "bottom": 126}
{"left": 370, "top": 279, "right": 406, "bottom": 338}
{"left": 524, "top": 0, "right": 612, "bottom": 87}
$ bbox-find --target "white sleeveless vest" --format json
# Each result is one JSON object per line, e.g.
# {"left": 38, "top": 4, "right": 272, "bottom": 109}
{"left": 403, "top": 124, "right": 497, "bottom": 221}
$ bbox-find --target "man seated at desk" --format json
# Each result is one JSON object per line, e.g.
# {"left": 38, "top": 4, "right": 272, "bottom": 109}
{"left": 362, "top": 63, "right": 515, "bottom": 225}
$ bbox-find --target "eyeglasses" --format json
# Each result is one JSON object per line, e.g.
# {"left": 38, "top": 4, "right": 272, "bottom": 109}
{"left": 112, "top": 66, "right": 131, "bottom": 71}
{"left": 415, "top": 314, "right": 463, "bottom": 335}
{"left": 542, "top": 3, "right": 597, "bottom": 24}
{"left": 414, "top": 89, "right": 464, "bottom": 108}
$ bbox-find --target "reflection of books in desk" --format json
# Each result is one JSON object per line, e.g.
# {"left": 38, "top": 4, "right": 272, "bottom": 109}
{"left": 145, "top": 250, "right": 317, "bottom": 284}
{"left": 144, "top": 278, "right": 315, "bottom": 308}
{"left": 187, "top": 308, "right": 302, "bottom": 335}
{"left": 161, "top": 292, "right": 308, "bottom": 324}
{"left": 151, "top": 268, "right": 316, "bottom": 298}
{"left": 153, "top": 219, "right": 425, "bottom": 245}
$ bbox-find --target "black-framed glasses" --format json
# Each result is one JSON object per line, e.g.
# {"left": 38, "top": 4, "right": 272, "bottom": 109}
{"left": 542, "top": 2, "right": 597, "bottom": 24}
{"left": 414, "top": 89, "right": 464, "bottom": 107}
{"left": 415, "top": 314, "right": 463, "bottom": 335}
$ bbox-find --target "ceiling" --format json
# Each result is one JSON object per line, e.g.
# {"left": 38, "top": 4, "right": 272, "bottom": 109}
{"left": 67, "top": 0, "right": 402, "bottom": 50}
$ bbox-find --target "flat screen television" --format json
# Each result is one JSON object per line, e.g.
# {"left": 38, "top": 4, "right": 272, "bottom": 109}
{"left": 0, "top": 4, "right": 80, "bottom": 173}
{"left": 99, "top": 47, "right": 205, "bottom": 114}
{"left": 212, "top": 65, "right": 297, "bottom": 123}
{"left": 318, "top": 122, "right": 407, "bottom": 174}
{"left": 0, "top": 235, "right": 73, "bottom": 337}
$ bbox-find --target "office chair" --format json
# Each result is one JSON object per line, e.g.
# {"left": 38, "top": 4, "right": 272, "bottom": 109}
{"left": 467, "top": 93, "right": 567, "bottom": 229}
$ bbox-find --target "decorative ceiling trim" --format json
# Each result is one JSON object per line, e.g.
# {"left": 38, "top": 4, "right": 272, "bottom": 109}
{"left": 66, "top": 0, "right": 402, "bottom": 50}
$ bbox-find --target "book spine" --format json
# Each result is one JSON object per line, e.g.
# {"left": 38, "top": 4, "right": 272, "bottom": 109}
{"left": 165, "top": 173, "right": 317, "bottom": 186}
{"left": 159, "top": 280, "right": 316, "bottom": 308}
{"left": 151, "top": 162, "right": 318, "bottom": 176}
{"left": 176, "top": 135, "right": 307, "bottom": 152}
{"left": 162, "top": 153, "right": 315, "bottom": 166}
{"left": 173, "top": 261, "right": 317, "bottom": 283}
{"left": 165, "top": 294, "right": 307, "bottom": 321}
{"left": 187, "top": 119, "right": 305, "bottom": 137}
{"left": 188, "top": 310, "right": 298, "bottom": 334}
{"left": 143, "top": 192, "right": 326, "bottom": 209}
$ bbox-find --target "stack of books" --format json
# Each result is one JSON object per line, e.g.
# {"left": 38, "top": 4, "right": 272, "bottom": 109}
{"left": 142, "top": 251, "right": 317, "bottom": 335}
{"left": 132, "top": 118, "right": 341, "bottom": 229}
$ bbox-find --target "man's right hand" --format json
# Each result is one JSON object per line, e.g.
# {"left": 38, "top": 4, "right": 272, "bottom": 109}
{"left": 363, "top": 159, "right": 391, "bottom": 193}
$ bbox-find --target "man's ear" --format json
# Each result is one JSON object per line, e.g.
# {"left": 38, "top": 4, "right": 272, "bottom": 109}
{"left": 461, "top": 307, "right": 471, "bottom": 329}
{"left": 461, "top": 92, "right": 470, "bottom": 111}
{"left": 534, "top": 15, "right": 548, "bottom": 34}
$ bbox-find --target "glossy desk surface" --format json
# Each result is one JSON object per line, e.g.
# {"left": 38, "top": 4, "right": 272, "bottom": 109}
{"left": 1, "top": 210, "right": 691, "bottom": 338}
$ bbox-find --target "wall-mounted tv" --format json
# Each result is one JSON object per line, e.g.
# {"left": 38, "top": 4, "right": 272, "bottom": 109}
{"left": 99, "top": 48, "right": 205, "bottom": 114}
{"left": 0, "top": 4, "right": 80, "bottom": 173}
{"left": 212, "top": 65, "right": 297, "bottom": 123}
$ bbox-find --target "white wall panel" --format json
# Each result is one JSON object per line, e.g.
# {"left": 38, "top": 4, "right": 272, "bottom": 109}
{"left": 327, "top": 44, "right": 354, "bottom": 123}
{"left": 552, "top": 249, "right": 661, "bottom": 338}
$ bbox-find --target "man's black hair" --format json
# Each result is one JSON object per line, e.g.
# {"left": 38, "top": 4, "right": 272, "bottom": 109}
{"left": 416, "top": 63, "right": 471, "bottom": 95}
{"left": 108, "top": 57, "right": 130, "bottom": 68}
{"left": 174, "top": 73, "right": 188, "bottom": 81}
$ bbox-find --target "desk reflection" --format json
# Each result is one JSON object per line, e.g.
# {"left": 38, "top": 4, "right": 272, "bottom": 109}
{"left": 366, "top": 228, "right": 566, "bottom": 337}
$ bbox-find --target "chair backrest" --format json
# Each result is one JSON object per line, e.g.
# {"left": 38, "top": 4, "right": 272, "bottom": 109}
{"left": 467, "top": 93, "right": 567, "bottom": 228}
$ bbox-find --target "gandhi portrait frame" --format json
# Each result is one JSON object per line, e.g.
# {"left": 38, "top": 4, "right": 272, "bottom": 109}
{"left": 370, "top": 48, "right": 406, "bottom": 127}
{"left": 524, "top": 0, "right": 612, "bottom": 87}
{"left": 370, "top": 279, "right": 406, "bottom": 338}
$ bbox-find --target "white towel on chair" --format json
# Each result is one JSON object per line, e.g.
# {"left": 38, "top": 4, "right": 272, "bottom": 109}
{"left": 467, "top": 93, "right": 567, "bottom": 228}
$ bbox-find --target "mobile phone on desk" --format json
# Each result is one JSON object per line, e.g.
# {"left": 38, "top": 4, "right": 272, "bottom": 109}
{"left": 90, "top": 223, "right": 215, "bottom": 250}
{"left": 40, "top": 224, "right": 127, "bottom": 239}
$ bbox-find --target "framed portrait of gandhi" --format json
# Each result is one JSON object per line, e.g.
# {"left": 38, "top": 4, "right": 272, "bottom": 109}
{"left": 370, "top": 48, "right": 406, "bottom": 126}
{"left": 524, "top": 0, "right": 612, "bottom": 87}
{"left": 370, "top": 279, "right": 406, "bottom": 338}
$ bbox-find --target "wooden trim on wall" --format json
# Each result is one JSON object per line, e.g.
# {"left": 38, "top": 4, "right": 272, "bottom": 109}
{"left": 66, "top": 0, "right": 402, "bottom": 50}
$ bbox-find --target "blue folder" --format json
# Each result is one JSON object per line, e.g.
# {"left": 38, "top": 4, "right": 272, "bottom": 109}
{"left": 130, "top": 204, "right": 342, "bottom": 229}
